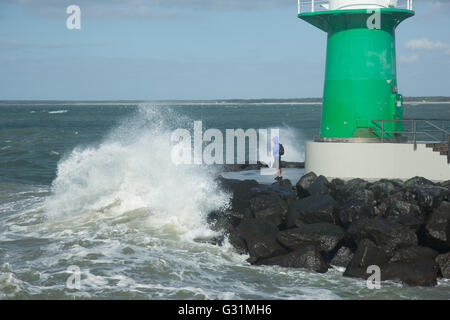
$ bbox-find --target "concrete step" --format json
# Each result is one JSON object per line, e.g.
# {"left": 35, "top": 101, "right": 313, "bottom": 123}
{"left": 426, "top": 142, "right": 447, "bottom": 149}
{"left": 433, "top": 146, "right": 449, "bottom": 152}
{"left": 426, "top": 143, "right": 448, "bottom": 152}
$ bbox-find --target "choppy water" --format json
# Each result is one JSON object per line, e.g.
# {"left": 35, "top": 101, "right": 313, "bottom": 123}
{"left": 0, "top": 102, "right": 449, "bottom": 300}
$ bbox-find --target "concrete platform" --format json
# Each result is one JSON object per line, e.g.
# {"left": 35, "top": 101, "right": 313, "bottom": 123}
{"left": 305, "top": 141, "right": 450, "bottom": 182}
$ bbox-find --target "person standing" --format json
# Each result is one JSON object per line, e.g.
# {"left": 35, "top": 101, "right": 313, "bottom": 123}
{"left": 272, "top": 136, "right": 284, "bottom": 182}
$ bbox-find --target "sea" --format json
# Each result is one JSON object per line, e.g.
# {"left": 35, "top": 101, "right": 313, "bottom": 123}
{"left": 0, "top": 101, "right": 449, "bottom": 300}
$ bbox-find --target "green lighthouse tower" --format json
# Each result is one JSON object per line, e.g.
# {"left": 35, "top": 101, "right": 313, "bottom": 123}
{"left": 298, "top": 0, "right": 414, "bottom": 139}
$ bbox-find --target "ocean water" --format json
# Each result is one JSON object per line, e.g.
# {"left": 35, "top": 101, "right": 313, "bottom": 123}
{"left": 0, "top": 102, "right": 449, "bottom": 300}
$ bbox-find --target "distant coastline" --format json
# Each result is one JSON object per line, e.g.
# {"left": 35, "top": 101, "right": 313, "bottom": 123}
{"left": 1, "top": 97, "right": 449, "bottom": 106}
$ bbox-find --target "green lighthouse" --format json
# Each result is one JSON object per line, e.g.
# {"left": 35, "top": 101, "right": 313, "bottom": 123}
{"left": 298, "top": 0, "right": 414, "bottom": 139}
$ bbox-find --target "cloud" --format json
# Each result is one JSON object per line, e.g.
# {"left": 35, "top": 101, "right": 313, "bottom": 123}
{"left": 405, "top": 38, "right": 448, "bottom": 50}
{"left": 405, "top": 38, "right": 450, "bottom": 57}
{"left": 429, "top": 0, "right": 450, "bottom": 8}
{"left": 399, "top": 54, "right": 420, "bottom": 63}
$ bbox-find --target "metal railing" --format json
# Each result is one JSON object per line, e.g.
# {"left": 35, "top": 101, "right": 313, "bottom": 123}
{"left": 371, "top": 119, "right": 450, "bottom": 163}
{"left": 298, "top": 0, "right": 414, "bottom": 14}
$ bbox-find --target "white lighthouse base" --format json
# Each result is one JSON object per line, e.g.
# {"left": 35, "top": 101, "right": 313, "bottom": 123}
{"left": 305, "top": 141, "right": 450, "bottom": 182}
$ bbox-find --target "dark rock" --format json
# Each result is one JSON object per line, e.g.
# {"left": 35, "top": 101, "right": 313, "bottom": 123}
{"left": 285, "top": 194, "right": 337, "bottom": 228}
{"left": 347, "top": 218, "right": 418, "bottom": 256}
{"left": 255, "top": 183, "right": 296, "bottom": 204}
{"left": 194, "top": 236, "right": 224, "bottom": 246}
{"left": 338, "top": 199, "right": 375, "bottom": 228}
{"left": 344, "top": 240, "right": 439, "bottom": 286}
{"left": 424, "top": 201, "right": 450, "bottom": 251}
{"left": 220, "top": 161, "right": 268, "bottom": 172}
{"left": 295, "top": 172, "right": 317, "bottom": 199}
{"left": 354, "top": 189, "right": 375, "bottom": 204}
{"left": 307, "top": 175, "right": 331, "bottom": 196}
{"left": 344, "top": 239, "right": 389, "bottom": 278}
{"left": 217, "top": 177, "right": 259, "bottom": 196}
{"left": 404, "top": 176, "right": 435, "bottom": 188}
{"left": 249, "top": 193, "right": 288, "bottom": 227}
{"left": 207, "top": 210, "right": 240, "bottom": 233}
{"left": 217, "top": 177, "right": 258, "bottom": 219}
{"left": 373, "top": 201, "right": 388, "bottom": 218}
{"left": 347, "top": 239, "right": 389, "bottom": 269}
{"left": 396, "top": 213, "right": 426, "bottom": 232}
{"left": 341, "top": 179, "right": 372, "bottom": 200}
{"left": 329, "top": 178, "right": 346, "bottom": 203}
{"left": 369, "top": 180, "right": 401, "bottom": 202}
{"left": 440, "top": 181, "right": 450, "bottom": 201}
{"left": 256, "top": 246, "right": 329, "bottom": 273}
{"left": 227, "top": 233, "right": 248, "bottom": 255}
{"left": 408, "top": 186, "right": 449, "bottom": 211}
{"left": 435, "top": 252, "right": 450, "bottom": 278}
{"left": 389, "top": 246, "right": 438, "bottom": 263}
{"left": 277, "top": 223, "right": 345, "bottom": 253}
{"left": 330, "top": 247, "right": 354, "bottom": 268}
{"left": 440, "top": 180, "right": 450, "bottom": 189}
{"left": 381, "top": 259, "right": 438, "bottom": 286}
{"left": 390, "top": 189, "right": 417, "bottom": 204}
{"left": 272, "top": 178, "right": 294, "bottom": 188}
{"left": 382, "top": 198, "right": 422, "bottom": 218}
{"left": 235, "top": 218, "right": 288, "bottom": 260}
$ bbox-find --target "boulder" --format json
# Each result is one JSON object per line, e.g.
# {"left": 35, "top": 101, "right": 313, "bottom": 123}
{"left": 217, "top": 177, "right": 258, "bottom": 219}
{"left": 435, "top": 252, "right": 450, "bottom": 278}
{"left": 440, "top": 180, "right": 450, "bottom": 188}
{"left": 343, "top": 239, "right": 389, "bottom": 278}
{"left": 330, "top": 246, "right": 354, "bottom": 268}
{"left": 235, "top": 218, "right": 288, "bottom": 261}
{"left": 408, "top": 186, "right": 449, "bottom": 211}
{"left": 273, "top": 179, "right": 295, "bottom": 188}
{"left": 404, "top": 176, "right": 435, "bottom": 188}
{"left": 254, "top": 183, "right": 297, "bottom": 204}
{"left": 343, "top": 239, "right": 438, "bottom": 286}
{"left": 256, "top": 245, "right": 329, "bottom": 273}
{"left": 285, "top": 194, "right": 337, "bottom": 228}
{"left": 347, "top": 239, "right": 389, "bottom": 269}
{"left": 295, "top": 172, "right": 317, "bottom": 199}
{"left": 329, "top": 178, "right": 346, "bottom": 203}
{"left": 381, "top": 198, "right": 423, "bottom": 219}
{"left": 369, "top": 180, "right": 401, "bottom": 202}
{"left": 307, "top": 175, "right": 331, "bottom": 196}
{"left": 347, "top": 218, "right": 418, "bottom": 257}
{"left": 249, "top": 193, "right": 288, "bottom": 227}
{"left": 391, "top": 189, "right": 417, "bottom": 204}
{"left": 341, "top": 179, "right": 372, "bottom": 200}
{"left": 277, "top": 223, "right": 345, "bottom": 253}
{"left": 338, "top": 199, "right": 374, "bottom": 229}
{"left": 424, "top": 201, "right": 450, "bottom": 251}
{"left": 227, "top": 233, "right": 248, "bottom": 255}
{"left": 381, "top": 259, "right": 438, "bottom": 286}
{"left": 388, "top": 246, "right": 438, "bottom": 263}
{"left": 440, "top": 181, "right": 450, "bottom": 201}
{"left": 207, "top": 210, "right": 240, "bottom": 233}
{"left": 194, "top": 236, "right": 224, "bottom": 246}
{"left": 396, "top": 213, "right": 425, "bottom": 232}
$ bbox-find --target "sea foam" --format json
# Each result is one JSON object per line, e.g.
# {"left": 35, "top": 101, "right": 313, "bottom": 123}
{"left": 44, "top": 104, "right": 230, "bottom": 241}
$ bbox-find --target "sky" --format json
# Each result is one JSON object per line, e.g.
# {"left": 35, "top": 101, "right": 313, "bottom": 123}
{"left": 0, "top": 0, "right": 449, "bottom": 100}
